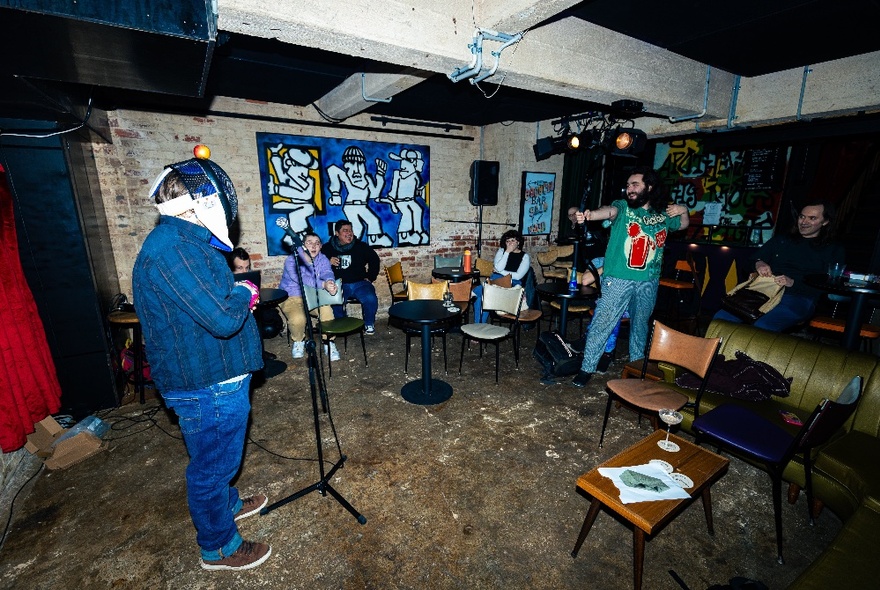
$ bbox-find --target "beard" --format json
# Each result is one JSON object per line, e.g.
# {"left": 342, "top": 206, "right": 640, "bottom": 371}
{"left": 626, "top": 187, "right": 650, "bottom": 209}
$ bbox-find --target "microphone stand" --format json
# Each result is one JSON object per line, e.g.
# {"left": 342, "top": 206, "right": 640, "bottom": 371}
{"left": 261, "top": 223, "right": 366, "bottom": 524}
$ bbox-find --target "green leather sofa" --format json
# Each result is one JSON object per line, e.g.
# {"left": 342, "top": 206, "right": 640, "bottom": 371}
{"left": 672, "top": 320, "right": 880, "bottom": 588}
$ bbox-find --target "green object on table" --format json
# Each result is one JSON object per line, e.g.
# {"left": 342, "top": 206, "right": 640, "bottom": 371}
{"left": 620, "top": 469, "right": 669, "bottom": 493}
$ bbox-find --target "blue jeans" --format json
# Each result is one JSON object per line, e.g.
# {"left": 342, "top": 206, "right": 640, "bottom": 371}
{"left": 713, "top": 292, "right": 816, "bottom": 332}
{"left": 473, "top": 273, "right": 522, "bottom": 323}
{"left": 333, "top": 279, "right": 378, "bottom": 327}
{"left": 162, "top": 374, "right": 252, "bottom": 561}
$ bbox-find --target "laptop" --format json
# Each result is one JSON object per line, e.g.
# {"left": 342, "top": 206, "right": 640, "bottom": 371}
{"left": 233, "top": 270, "right": 262, "bottom": 289}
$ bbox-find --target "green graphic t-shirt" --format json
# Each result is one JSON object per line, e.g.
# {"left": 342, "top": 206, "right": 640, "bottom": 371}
{"left": 603, "top": 199, "right": 682, "bottom": 282}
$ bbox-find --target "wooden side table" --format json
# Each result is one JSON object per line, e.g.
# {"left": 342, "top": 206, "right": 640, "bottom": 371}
{"left": 571, "top": 430, "right": 729, "bottom": 590}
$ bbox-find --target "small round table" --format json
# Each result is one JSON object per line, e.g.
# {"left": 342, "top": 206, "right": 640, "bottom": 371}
{"left": 536, "top": 282, "right": 597, "bottom": 337}
{"left": 431, "top": 266, "right": 480, "bottom": 284}
{"left": 388, "top": 300, "right": 462, "bottom": 405}
{"left": 257, "top": 288, "right": 289, "bottom": 377}
{"left": 804, "top": 274, "right": 880, "bottom": 350}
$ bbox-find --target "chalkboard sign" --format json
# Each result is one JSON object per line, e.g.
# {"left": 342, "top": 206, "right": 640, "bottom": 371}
{"left": 744, "top": 147, "right": 786, "bottom": 191}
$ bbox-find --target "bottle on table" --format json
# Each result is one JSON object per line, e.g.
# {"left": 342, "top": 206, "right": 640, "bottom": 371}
{"left": 463, "top": 249, "right": 472, "bottom": 273}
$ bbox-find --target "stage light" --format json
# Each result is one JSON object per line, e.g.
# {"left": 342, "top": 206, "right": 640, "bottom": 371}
{"left": 607, "top": 128, "right": 647, "bottom": 157}
{"left": 567, "top": 134, "right": 581, "bottom": 150}
{"left": 533, "top": 135, "right": 569, "bottom": 161}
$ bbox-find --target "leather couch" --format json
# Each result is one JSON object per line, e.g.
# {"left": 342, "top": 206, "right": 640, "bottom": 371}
{"left": 669, "top": 320, "right": 879, "bottom": 588}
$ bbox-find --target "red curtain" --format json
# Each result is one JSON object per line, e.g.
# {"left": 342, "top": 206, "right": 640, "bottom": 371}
{"left": 0, "top": 163, "right": 62, "bottom": 452}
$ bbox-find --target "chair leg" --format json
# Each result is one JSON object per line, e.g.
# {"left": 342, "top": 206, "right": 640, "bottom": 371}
{"left": 494, "top": 342, "right": 500, "bottom": 383}
{"left": 458, "top": 336, "right": 467, "bottom": 374}
{"left": 359, "top": 330, "right": 368, "bottom": 366}
{"left": 803, "top": 451, "right": 816, "bottom": 525}
{"left": 599, "top": 393, "right": 614, "bottom": 448}
{"left": 442, "top": 333, "right": 448, "bottom": 374}
{"left": 771, "top": 471, "right": 785, "bottom": 565}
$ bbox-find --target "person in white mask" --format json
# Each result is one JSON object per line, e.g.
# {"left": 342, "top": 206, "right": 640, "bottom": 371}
{"left": 133, "top": 155, "right": 272, "bottom": 571}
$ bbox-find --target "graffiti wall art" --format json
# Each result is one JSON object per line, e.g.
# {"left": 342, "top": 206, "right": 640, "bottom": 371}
{"left": 257, "top": 132, "right": 431, "bottom": 256}
{"left": 654, "top": 138, "right": 789, "bottom": 246}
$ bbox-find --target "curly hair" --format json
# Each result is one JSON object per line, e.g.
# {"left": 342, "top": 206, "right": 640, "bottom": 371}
{"left": 629, "top": 166, "right": 668, "bottom": 213}
{"left": 500, "top": 229, "right": 525, "bottom": 251}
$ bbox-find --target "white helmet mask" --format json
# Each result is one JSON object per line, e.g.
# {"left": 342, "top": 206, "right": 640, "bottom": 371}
{"left": 150, "top": 158, "right": 238, "bottom": 252}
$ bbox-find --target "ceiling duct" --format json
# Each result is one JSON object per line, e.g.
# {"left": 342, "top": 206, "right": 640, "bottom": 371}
{"left": 0, "top": 1, "right": 216, "bottom": 98}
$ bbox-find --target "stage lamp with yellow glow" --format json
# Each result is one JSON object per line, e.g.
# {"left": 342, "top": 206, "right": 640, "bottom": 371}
{"left": 607, "top": 128, "right": 647, "bottom": 157}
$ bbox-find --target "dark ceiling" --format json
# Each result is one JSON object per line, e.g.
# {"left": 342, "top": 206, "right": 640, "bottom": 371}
{"left": 2, "top": 0, "right": 879, "bottom": 128}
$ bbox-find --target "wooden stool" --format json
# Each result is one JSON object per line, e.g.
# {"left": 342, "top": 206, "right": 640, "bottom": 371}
{"left": 108, "top": 310, "right": 147, "bottom": 404}
{"left": 808, "top": 316, "right": 880, "bottom": 352}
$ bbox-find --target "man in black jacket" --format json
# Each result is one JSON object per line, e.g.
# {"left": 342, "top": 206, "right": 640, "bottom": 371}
{"left": 321, "top": 219, "right": 381, "bottom": 334}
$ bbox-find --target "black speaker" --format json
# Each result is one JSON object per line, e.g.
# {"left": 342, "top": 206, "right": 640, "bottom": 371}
{"left": 469, "top": 160, "right": 499, "bottom": 206}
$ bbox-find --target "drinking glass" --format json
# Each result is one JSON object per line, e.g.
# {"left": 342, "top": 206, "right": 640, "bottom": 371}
{"left": 827, "top": 262, "right": 846, "bottom": 282}
{"left": 657, "top": 409, "right": 683, "bottom": 452}
{"left": 443, "top": 291, "right": 454, "bottom": 308}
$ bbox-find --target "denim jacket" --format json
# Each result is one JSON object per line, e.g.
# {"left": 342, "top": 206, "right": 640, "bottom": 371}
{"left": 133, "top": 216, "right": 263, "bottom": 392}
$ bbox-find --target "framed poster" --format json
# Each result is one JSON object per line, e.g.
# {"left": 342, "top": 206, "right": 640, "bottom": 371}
{"left": 520, "top": 171, "right": 555, "bottom": 236}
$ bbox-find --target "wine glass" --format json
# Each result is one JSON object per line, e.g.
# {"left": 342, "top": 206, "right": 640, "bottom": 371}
{"left": 657, "top": 409, "right": 683, "bottom": 452}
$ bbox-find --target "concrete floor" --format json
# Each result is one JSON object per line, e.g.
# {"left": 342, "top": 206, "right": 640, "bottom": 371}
{"left": 0, "top": 318, "right": 841, "bottom": 590}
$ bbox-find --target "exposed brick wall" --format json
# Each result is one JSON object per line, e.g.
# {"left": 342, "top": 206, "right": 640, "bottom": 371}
{"left": 89, "top": 98, "right": 565, "bottom": 314}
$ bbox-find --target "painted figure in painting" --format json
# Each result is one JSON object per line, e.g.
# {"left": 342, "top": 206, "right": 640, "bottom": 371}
{"left": 326, "top": 146, "right": 393, "bottom": 247}
{"left": 382, "top": 148, "right": 428, "bottom": 246}
{"left": 267, "top": 144, "right": 319, "bottom": 248}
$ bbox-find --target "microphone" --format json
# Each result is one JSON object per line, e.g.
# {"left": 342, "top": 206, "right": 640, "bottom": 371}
{"left": 275, "top": 217, "right": 315, "bottom": 263}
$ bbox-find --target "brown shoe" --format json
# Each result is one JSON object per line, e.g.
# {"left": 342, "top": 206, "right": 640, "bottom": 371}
{"left": 234, "top": 494, "right": 268, "bottom": 521}
{"left": 200, "top": 540, "right": 272, "bottom": 571}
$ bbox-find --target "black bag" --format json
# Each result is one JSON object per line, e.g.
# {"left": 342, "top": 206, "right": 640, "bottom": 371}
{"left": 721, "top": 288, "right": 769, "bottom": 323}
{"left": 533, "top": 331, "right": 583, "bottom": 381}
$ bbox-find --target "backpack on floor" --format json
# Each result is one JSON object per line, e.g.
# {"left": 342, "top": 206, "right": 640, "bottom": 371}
{"left": 533, "top": 331, "right": 583, "bottom": 381}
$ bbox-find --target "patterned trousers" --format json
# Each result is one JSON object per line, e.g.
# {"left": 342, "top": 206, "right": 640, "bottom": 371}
{"left": 580, "top": 276, "right": 659, "bottom": 373}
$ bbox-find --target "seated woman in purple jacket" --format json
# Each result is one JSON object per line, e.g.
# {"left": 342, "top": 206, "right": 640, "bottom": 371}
{"left": 279, "top": 233, "right": 341, "bottom": 361}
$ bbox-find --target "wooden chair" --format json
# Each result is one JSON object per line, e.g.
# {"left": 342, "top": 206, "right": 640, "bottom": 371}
{"left": 657, "top": 251, "right": 702, "bottom": 333}
{"left": 401, "top": 280, "right": 451, "bottom": 373}
{"left": 693, "top": 376, "right": 862, "bottom": 564}
{"left": 599, "top": 320, "right": 721, "bottom": 448}
{"left": 809, "top": 294, "right": 880, "bottom": 352}
{"left": 384, "top": 261, "right": 408, "bottom": 304}
{"left": 459, "top": 284, "right": 524, "bottom": 383}
{"left": 536, "top": 247, "right": 565, "bottom": 282}
{"left": 303, "top": 280, "right": 367, "bottom": 378}
{"left": 445, "top": 279, "right": 473, "bottom": 323}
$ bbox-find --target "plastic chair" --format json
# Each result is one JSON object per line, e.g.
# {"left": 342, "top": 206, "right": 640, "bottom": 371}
{"left": 385, "top": 261, "right": 408, "bottom": 304}
{"left": 459, "top": 284, "right": 524, "bottom": 383}
{"left": 599, "top": 320, "right": 722, "bottom": 448}
{"left": 434, "top": 254, "right": 463, "bottom": 268}
{"left": 303, "top": 280, "right": 367, "bottom": 377}
{"left": 693, "top": 376, "right": 863, "bottom": 564}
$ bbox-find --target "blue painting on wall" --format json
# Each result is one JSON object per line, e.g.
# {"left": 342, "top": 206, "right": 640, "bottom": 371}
{"left": 256, "top": 132, "right": 431, "bottom": 256}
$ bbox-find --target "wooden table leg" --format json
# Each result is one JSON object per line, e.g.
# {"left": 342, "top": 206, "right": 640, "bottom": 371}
{"left": 701, "top": 487, "right": 715, "bottom": 535}
{"left": 571, "top": 498, "right": 602, "bottom": 557}
{"left": 633, "top": 527, "right": 645, "bottom": 590}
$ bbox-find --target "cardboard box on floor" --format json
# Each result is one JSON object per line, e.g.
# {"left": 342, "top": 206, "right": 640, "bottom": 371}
{"left": 25, "top": 416, "right": 105, "bottom": 470}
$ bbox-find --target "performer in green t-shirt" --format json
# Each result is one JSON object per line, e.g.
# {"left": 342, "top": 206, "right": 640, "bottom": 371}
{"left": 571, "top": 167, "right": 690, "bottom": 388}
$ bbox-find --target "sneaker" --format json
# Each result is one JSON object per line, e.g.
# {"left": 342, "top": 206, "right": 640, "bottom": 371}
{"left": 571, "top": 371, "right": 593, "bottom": 388}
{"left": 364, "top": 325, "right": 375, "bottom": 335}
{"left": 291, "top": 341, "right": 305, "bottom": 359}
{"left": 234, "top": 494, "right": 268, "bottom": 521}
{"left": 597, "top": 351, "right": 615, "bottom": 373}
{"left": 201, "top": 540, "right": 272, "bottom": 571}
{"left": 326, "top": 342, "right": 341, "bottom": 362}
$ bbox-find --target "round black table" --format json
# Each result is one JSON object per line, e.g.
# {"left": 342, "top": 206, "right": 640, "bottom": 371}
{"left": 804, "top": 274, "right": 880, "bottom": 350}
{"left": 536, "top": 282, "right": 597, "bottom": 337}
{"left": 257, "top": 288, "right": 289, "bottom": 377}
{"left": 388, "top": 300, "right": 462, "bottom": 405}
{"left": 431, "top": 266, "right": 480, "bottom": 283}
